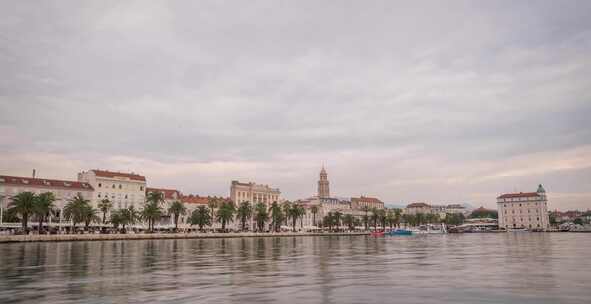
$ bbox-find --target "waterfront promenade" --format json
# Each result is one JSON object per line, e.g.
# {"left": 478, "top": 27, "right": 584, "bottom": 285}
{"left": 0, "top": 231, "right": 369, "bottom": 243}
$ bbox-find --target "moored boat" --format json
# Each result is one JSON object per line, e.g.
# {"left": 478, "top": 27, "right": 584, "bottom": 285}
{"left": 389, "top": 229, "right": 413, "bottom": 236}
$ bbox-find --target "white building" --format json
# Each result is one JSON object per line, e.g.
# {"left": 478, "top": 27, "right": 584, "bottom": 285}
{"left": 497, "top": 184, "right": 550, "bottom": 230}
{"left": 78, "top": 170, "right": 146, "bottom": 210}
{"left": 0, "top": 175, "right": 94, "bottom": 227}
{"left": 230, "top": 180, "right": 280, "bottom": 208}
{"left": 146, "top": 187, "right": 182, "bottom": 227}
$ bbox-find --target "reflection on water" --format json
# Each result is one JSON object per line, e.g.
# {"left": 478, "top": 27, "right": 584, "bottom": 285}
{"left": 1, "top": 234, "right": 590, "bottom": 304}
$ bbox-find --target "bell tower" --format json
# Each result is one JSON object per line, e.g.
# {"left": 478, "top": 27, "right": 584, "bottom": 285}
{"left": 318, "top": 166, "right": 330, "bottom": 199}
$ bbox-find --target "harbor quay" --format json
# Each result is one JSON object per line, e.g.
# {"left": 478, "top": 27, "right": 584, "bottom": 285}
{"left": 0, "top": 231, "right": 370, "bottom": 244}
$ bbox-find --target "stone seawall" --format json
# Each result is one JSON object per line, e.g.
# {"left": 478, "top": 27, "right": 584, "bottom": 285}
{"left": 0, "top": 232, "right": 370, "bottom": 243}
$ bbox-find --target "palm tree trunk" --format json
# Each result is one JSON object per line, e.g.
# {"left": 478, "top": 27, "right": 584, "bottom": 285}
{"left": 38, "top": 217, "right": 43, "bottom": 233}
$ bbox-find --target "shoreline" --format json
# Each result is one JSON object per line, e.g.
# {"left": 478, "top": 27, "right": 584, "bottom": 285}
{"left": 0, "top": 231, "right": 370, "bottom": 243}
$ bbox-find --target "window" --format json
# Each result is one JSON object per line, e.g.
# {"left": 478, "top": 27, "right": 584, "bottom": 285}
{"left": 125, "top": 195, "right": 128, "bottom": 199}
{"left": 119, "top": 184, "right": 122, "bottom": 189}
{"left": 112, "top": 184, "right": 115, "bottom": 189}
{"left": 98, "top": 194, "right": 101, "bottom": 198}
{"left": 140, "top": 186, "right": 144, "bottom": 191}
{"left": 98, "top": 183, "right": 102, "bottom": 187}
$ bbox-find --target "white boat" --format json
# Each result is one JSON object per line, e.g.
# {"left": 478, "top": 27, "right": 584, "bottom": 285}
{"left": 411, "top": 224, "right": 447, "bottom": 234}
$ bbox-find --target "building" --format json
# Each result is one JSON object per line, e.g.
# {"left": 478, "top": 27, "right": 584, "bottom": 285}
{"left": 351, "top": 196, "right": 384, "bottom": 210}
{"left": 78, "top": 169, "right": 146, "bottom": 210}
{"left": 431, "top": 204, "right": 467, "bottom": 218}
{"left": 146, "top": 187, "right": 182, "bottom": 227}
{"left": 497, "top": 184, "right": 549, "bottom": 230}
{"left": 405, "top": 202, "right": 432, "bottom": 215}
{"left": 230, "top": 180, "right": 280, "bottom": 208}
{"left": 0, "top": 175, "right": 94, "bottom": 226}
{"left": 318, "top": 166, "right": 330, "bottom": 199}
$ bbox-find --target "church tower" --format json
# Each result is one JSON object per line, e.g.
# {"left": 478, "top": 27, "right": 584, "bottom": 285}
{"left": 318, "top": 166, "right": 330, "bottom": 199}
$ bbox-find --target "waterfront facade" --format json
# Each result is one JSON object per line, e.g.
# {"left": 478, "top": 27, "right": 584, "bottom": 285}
{"left": 146, "top": 187, "right": 182, "bottom": 226}
{"left": 230, "top": 180, "right": 280, "bottom": 207}
{"left": 351, "top": 196, "right": 384, "bottom": 210}
{"left": 497, "top": 184, "right": 550, "bottom": 230}
{"left": 405, "top": 202, "right": 432, "bottom": 215}
{"left": 78, "top": 169, "right": 146, "bottom": 210}
{"left": 0, "top": 175, "right": 94, "bottom": 225}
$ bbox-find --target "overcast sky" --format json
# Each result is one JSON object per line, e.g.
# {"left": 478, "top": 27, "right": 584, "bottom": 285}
{"left": 1, "top": 1, "right": 590, "bottom": 210}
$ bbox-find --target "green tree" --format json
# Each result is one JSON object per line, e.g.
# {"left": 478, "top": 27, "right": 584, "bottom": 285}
{"left": 190, "top": 206, "right": 211, "bottom": 232}
{"left": 270, "top": 202, "right": 284, "bottom": 232}
{"left": 286, "top": 203, "right": 305, "bottom": 232}
{"left": 254, "top": 202, "right": 269, "bottom": 232}
{"left": 333, "top": 211, "right": 343, "bottom": 230}
{"left": 470, "top": 208, "right": 498, "bottom": 219}
{"left": 168, "top": 200, "right": 187, "bottom": 231}
{"left": 63, "top": 194, "right": 91, "bottom": 231}
{"left": 110, "top": 210, "right": 123, "bottom": 230}
{"left": 236, "top": 201, "right": 253, "bottom": 231}
{"left": 120, "top": 206, "right": 139, "bottom": 232}
{"left": 217, "top": 202, "right": 236, "bottom": 231}
{"left": 97, "top": 199, "right": 112, "bottom": 224}
{"left": 386, "top": 209, "right": 396, "bottom": 230}
{"left": 82, "top": 204, "right": 99, "bottom": 230}
{"left": 34, "top": 192, "right": 56, "bottom": 233}
{"left": 574, "top": 218, "right": 584, "bottom": 225}
{"left": 361, "top": 206, "right": 370, "bottom": 231}
{"left": 9, "top": 191, "right": 37, "bottom": 233}
{"left": 323, "top": 212, "right": 335, "bottom": 231}
{"left": 343, "top": 214, "right": 355, "bottom": 230}
{"left": 370, "top": 208, "right": 380, "bottom": 231}
{"left": 310, "top": 205, "right": 319, "bottom": 227}
{"left": 143, "top": 192, "right": 164, "bottom": 232}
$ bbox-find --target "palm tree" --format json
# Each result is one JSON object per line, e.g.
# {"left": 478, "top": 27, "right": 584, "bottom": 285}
{"left": 270, "top": 202, "right": 283, "bottom": 232}
{"left": 286, "top": 203, "right": 305, "bottom": 232}
{"left": 333, "top": 211, "right": 343, "bottom": 231}
{"left": 236, "top": 201, "right": 252, "bottom": 231}
{"left": 142, "top": 201, "right": 162, "bottom": 233}
{"left": 394, "top": 208, "right": 402, "bottom": 228}
{"left": 323, "top": 212, "right": 334, "bottom": 231}
{"left": 34, "top": 192, "right": 56, "bottom": 233}
{"left": 9, "top": 191, "right": 37, "bottom": 233}
{"left": 63, "top": 193, "right": 90, "bottom": 232}
{"left": 208, "top": 198, "right": 218, "bottom": 226}
{"left": 254, "top": 202, "right": 268, "bottom": 232}
{"left": 310, "top": 205, "right": 319, "bottom": 227}
{"left": 168, "top": 200, "right": 187, "bottom": 231}
{"left": 190, "top": 206, "right": 211, "bottom": 232}
{"left": 97, "top": 199, "right": 112, "bottom": 224}
{"left": 377, "top": 209, "right": 387, "bottom": 229}
{"left": 216, "top": 202, "right": 236, "bottom": 231}
{"left": 361, "top": 205, "right": 370, "bottom": 231}
{"left": 370, "top": 208, "right": 379, "bottom": 231}
{"left": 110, "top": 210, "right": 123, "bottom": 230}
{"left": 343, "top": 214, "right": 355, "bottom": 230}
{"left": 120, "top": 206, "right": 139, "bottom": 232}
{"left": 82, "top": 204, "right": 99, "bottom": 230}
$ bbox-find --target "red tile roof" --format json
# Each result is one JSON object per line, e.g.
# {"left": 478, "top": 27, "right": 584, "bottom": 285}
{"left": 351, "top": 196, "right": 383, "bottom": 204}
{"left": 497, "top": 192, "right": 540, "bottom": 199}
{"left": 180, "top": 195, "right": 231, "bottom": 205}
{"left": 0, "top": 175, "right": 94, "bottom": 191}
{"left": 407, "top": 202, "right": 431, "bottom": 208}
{"left": 146, "top": 187, "right": 181, "bottom": 200}
{"left": 92, "top": 170, "right": 146, "bottom": 181}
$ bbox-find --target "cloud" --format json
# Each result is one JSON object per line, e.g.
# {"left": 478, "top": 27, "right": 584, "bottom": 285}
{"left": 1, "top": 1, "right": 590, "bottom": 210}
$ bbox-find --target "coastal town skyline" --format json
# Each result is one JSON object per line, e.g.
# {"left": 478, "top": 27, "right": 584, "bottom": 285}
{"left": 1, "top": 1, "right": 590, "bottom": 210}
{"left": 0, "top": 166, "right": 576, "bottom": 212}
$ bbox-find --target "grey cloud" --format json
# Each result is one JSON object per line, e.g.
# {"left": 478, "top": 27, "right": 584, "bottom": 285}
{"left": 1, "top": 1, "right": 591, "bottom": 208}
